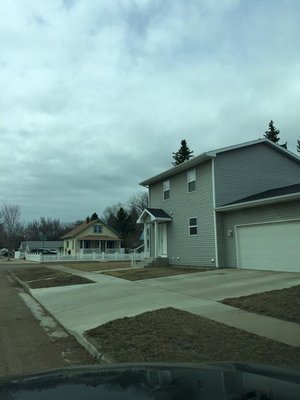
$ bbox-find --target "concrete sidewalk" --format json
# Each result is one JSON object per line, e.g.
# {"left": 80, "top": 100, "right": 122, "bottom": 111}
{"left": 27, "top": 267, "right": 300, "bottom": 348}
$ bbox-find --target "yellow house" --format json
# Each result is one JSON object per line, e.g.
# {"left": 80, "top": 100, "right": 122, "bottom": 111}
{"left": 61, "top": 218, "right": 122, "bottom": 255}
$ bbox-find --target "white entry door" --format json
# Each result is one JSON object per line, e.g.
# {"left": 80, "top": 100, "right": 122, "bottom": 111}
{"left": 158, "top": 223, "right": 167, "bottom": 257}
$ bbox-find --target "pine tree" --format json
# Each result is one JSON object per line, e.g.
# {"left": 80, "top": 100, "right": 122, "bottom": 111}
{"left": 172, "top": 139, "right": 194, "bottom": 166}
{"left": 264, "top": 120, "right": 280, "bottom": 143}
{"left": 91, "top": 212, "right": 98, "bottom": 221}
{"left": 297, "top": 138, "right": 300, "bottom": 153}
{"left": 263, "top": 120, "right": 287, "bottom": 149}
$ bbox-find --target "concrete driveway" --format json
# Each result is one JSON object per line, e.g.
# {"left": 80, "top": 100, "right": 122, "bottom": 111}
{"left": 29, "top": 268, "right": 300, "bottom": 347}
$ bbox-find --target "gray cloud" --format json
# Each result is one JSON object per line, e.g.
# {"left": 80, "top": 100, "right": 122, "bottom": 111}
{"left": 0, "top": 0, "right": 299, "bottom": 221}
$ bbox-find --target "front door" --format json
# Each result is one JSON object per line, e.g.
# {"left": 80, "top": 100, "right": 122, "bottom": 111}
{"left": 158, "top": 223, "right": 167, "bottom": 257}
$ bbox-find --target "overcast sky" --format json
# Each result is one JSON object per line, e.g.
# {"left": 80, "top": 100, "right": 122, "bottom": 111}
{"left": 0, "top": 0, "right": 299, "bottom": 222}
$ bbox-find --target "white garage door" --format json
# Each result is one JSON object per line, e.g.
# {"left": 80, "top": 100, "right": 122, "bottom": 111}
{"left": 236, "top": 220, "right": 300, "bottom": 272}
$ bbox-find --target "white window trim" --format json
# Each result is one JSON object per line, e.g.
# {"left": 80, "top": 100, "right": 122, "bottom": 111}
{"left": 187, "top": 169, "right": 196, "bottom": 193}
{"left": 163, "top": 180, "right": 170, "bottom": 201}
{"left": 188, "top": 217, "right": 198, "bottom": 236}
{"left": 93, "top": 225, "right": 103, "bottom": 233}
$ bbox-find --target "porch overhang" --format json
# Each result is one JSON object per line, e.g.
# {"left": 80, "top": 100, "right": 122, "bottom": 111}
{"left": 137, "top": 208, "right": 172, "bottom": 224}
{"left": 80, "top": 235, "right": 121, "bottom": 241}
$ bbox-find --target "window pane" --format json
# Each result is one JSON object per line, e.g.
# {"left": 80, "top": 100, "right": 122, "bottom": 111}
{"left": 190, "top": 226, "right": 197, "bottom": 235}
{"left": 163, "top": 189, "right": 170, "bottom": 200}
{"left": 163, "top": 180, "right": 170, "bottom": 190}
{"left": 187, "top": 169, "right": 196, "bottom": 181}
{"left": 189, "top": 218, "right": 197, "bottom": 226}
{"left": 188, "top": 180, "right": 196, "bottom": 192}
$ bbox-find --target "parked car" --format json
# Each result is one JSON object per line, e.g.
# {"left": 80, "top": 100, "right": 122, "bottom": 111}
{"left": 38, "top": 249, "right": 57, "bottom": 255}
{"left": 0, "top": 248, "right": 14, "bottom": 257}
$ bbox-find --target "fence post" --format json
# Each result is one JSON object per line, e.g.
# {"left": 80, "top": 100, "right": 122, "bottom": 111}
{"left": 102, "top": 252, "right": 105, "bottom": 260}
{"left": 93, "top": 252, "right": 96, "bottom": 260}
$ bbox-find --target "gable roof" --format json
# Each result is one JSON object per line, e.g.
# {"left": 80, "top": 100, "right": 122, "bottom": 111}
{"left": 217, "top": 183, "right": 300, "bottom": 211}
{"left": 137, "top": 208, "right": 172, "bottom": 223}
{"left": 61, "top": 218, "right": 120, "bottom": 239}
{"left": 140, "top": 139, "right": 300, "bottom": 186}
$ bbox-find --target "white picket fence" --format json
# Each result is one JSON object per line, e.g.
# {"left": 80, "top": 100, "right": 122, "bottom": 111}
{"left": 24, "top": 251, "right": 146, "bottom": 264}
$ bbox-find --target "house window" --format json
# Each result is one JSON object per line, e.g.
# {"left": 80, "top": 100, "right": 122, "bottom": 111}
{"left": 163, "top": 180, "right": 170, "bottom": 200}
{"left": 93, "top": 225, "right": 103, "bottom": 233}
{"left": 66, "top": 241, "right": 69, "bottom": 248}
{"left": 189, "top": 217, "right": 198, "bottom": 236}
{"left": 187, "top": 169, "right": 196, "bottom": 192}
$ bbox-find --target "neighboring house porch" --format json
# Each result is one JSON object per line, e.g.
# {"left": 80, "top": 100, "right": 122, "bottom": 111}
{"left": 61, "top": 218, "right": 122, "bottom": 255}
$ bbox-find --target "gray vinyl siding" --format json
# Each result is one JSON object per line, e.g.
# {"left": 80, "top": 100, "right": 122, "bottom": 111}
{"left": 149, "top": 161, "right": 216, "bottom": 266}
{"left": 214, "top": 143, "right": 300, "bottom": 207}
{"left": 220, "top": 200, "right": 300, "bottom": 267}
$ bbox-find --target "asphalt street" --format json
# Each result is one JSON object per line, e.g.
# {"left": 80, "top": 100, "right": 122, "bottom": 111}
{"left": 0, "top": 269, "right": 95, "bottom": 378}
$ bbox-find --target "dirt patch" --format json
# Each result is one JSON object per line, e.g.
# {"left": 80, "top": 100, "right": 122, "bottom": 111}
{"left": 63, "top": 262, "right": 131, "bottom": 272}
{"left": 222, "top": 285, "right": 300, "bottom": 324}
{"left": 13, "top": 267, "right": 94, "bottom": 289}
{"left": 86, "top": 308, "right": 300, "bottom": 370}
{"left": 103, "top": 266, "right": 209, "bottom": 281}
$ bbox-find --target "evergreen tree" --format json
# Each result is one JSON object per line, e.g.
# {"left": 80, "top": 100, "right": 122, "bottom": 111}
{"left": 297, "top": 138, "right": 300, "bottom": 153}
{"left": 172, "top": 139, "right": 194, "bottom": 166}
{"left": 263, "top": 120, "right": 287, "bottom": 149}
{"left": 264, "top": 120, "right": 280, "bottom": 143}
{"left": 91, "top": 212, "right": 98, "bottom": 221}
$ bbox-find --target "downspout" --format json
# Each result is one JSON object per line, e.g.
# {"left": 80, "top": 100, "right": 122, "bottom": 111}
{"left": 211, "top": 158, "right": 219, "bottom": 268}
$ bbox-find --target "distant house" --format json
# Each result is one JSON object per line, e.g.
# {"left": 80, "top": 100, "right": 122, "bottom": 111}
{"left": 19, "top": 241, "right": 63, "bottom": 254}
{"left": 138, "top": 139, "right": 300, "bottom": 273}
{"left": 61, "top": 218, "right": 122, "bottom": 255}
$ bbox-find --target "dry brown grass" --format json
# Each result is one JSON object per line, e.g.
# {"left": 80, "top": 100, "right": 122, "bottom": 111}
{"left": 103, "top": 266, "right": 210, "bottom": 281}
{"left": 13, "top": 267, "right": 94, "bottom": 288}
{"left": 60, "top": 262, "right": 131, "bottom": 272}
{"left": 222, "top": 285, "right": 300, "bottom": 324}
{"left": 86, "top": 308, "right": 300, "bottom": 370}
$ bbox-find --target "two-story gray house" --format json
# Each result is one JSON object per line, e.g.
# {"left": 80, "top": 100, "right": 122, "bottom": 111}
{"left": 137, "top": 139, "right": 300, "bottom": 273}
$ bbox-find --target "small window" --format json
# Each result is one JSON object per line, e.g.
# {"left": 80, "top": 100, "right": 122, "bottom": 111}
{"left": 187, "top": 169, "right": 196, "bottom": 192}
{"left": 93, "top": 225, "right": 103, "bottom": 233}
{"left": 189, "top": 217, "right": 198, "bottom": 236}
{"left": 66, "top": 241, "right": 69, "bottom": 248}
{"left": 163, "top": 180, "right": 170, "bottom": 200}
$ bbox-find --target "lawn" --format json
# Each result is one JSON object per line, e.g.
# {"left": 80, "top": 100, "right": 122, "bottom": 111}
{"left": 86, "top": 307, "right": 300, "bottom": 370}
{"left": 222, "top": 285, "right": 300, "bottom": 324}
{"left": 103, "top": 266, "right": 210, "bottom": 281}
{"left": 61, "top": 261, "right": 131, "bottom": 272}
{"left": 13, "top": 267, "right": 94, "bottom": 289}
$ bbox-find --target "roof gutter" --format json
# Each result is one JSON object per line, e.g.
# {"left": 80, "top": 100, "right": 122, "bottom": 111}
{"left": 216, "top": 192, "right": 300, "bottom": 212}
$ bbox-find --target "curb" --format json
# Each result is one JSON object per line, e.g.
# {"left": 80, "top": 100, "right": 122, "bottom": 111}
{"left": 9, "top": 272, "right": 109, "bottom": 364}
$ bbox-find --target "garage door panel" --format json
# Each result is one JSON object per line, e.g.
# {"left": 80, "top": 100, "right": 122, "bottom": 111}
{"left": 236, "top": 220, "right": 300, "bottom": 272}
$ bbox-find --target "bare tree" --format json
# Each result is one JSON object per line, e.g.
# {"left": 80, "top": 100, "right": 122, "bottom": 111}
{"left": 127, "top": 191, "right": 148, "bottom": 215}
{"left": 0, "top": 204, "right": 22, "bottom": 260}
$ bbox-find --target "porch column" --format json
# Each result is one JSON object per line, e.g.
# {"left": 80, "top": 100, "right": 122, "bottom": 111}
{"left": 154, "top": 220, "right": 158, "bottom": 258}
{"left": 144, "top": 223, "right": 148, "bottom": 255}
